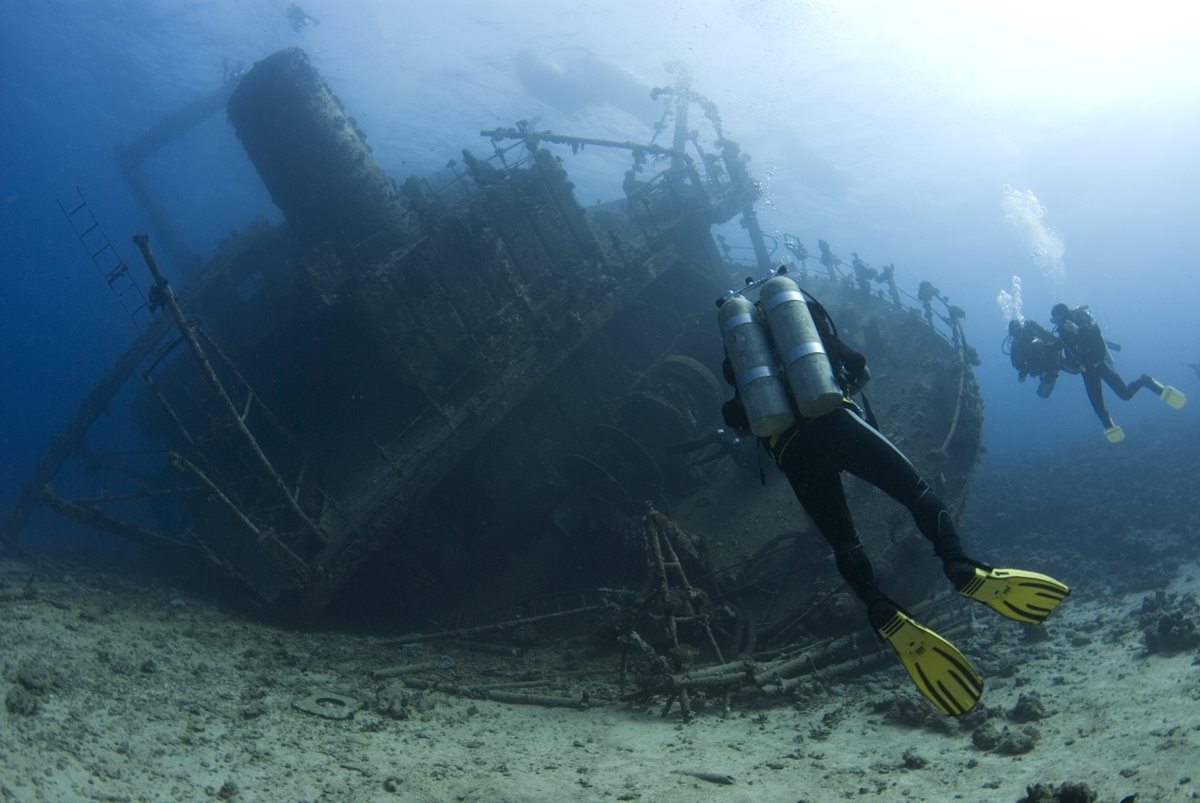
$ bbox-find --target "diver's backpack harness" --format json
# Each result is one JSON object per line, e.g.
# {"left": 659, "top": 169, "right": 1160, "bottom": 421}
{"left": 716, "top": 266, "right": 873, "bottom": 440}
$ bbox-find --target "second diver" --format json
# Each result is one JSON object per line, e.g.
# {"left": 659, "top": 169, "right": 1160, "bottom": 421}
{"left": 1050, "top": 303, "right": 1187, "bottom": 443}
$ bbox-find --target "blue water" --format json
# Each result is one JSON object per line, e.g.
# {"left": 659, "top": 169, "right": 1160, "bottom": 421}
{"left": 3, "top": 1, "right": 1199, "bottom": 518}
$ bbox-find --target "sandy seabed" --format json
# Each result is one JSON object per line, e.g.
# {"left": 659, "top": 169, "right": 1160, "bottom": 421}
{"left": 2, "top": 551, "right": 1199, "bottom": 803}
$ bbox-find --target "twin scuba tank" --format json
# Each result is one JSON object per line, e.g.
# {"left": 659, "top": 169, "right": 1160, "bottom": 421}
{"left": 717, "top": 271, "right": 844, "bottom": 437}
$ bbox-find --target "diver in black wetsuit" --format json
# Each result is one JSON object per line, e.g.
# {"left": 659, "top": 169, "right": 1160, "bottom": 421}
{"left": 718, "top": 278, "right": 1069, "bottom": 716}
{"left": 1050, "top": 303, "right": 1187, "bottom": 442}
{"left": 722, "top": 347, "right": 973, "bottom": 627}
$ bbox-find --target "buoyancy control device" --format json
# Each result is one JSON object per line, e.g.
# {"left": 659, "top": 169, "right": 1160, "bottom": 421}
{"left": 717, "top": 269, "right": 845, "bottom": 437}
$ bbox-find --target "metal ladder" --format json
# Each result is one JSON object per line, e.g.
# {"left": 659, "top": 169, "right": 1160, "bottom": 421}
{"left": 58, "top": 187, "right": 152, "bottom": 330}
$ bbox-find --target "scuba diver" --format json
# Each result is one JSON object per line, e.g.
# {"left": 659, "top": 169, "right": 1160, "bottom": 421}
{"left": 1004, "top": 317, "right": 1069, "bottom": 398}
{"left": 1050, "top": 303, "right": 1187, "bottom": 443}
{"left": 718, "top": 267, "right": 1069, "bottom": 716}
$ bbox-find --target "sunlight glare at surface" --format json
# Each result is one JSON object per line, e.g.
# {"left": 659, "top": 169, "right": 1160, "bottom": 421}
{"left": 814, "top": 0, "right": 1200, "bottom": 113}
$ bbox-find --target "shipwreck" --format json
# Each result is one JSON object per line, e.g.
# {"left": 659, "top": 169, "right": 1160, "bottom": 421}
{"left": 4, "top": 49, "right": 983, "bottom": 670}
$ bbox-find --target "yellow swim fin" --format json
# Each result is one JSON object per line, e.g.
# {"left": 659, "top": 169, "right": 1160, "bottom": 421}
{"left": 1104, "top": 424, "right": 1125, "bottom": 443}
{"left": 877, "top": 610, "right": 983, "bottom": 716}
{"left": 958, "top": 567, "right": 1070, "bottom": 624}
{"left": 1160, "top": 385, "right": 1187, "bottom": 409}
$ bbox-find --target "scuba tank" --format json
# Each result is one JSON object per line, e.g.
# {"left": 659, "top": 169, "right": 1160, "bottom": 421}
{"left": 717, "top": 295, "right": 795, "bottom": 437}
{"left": 759, "top": 275, "right": 844, "bottom": 418}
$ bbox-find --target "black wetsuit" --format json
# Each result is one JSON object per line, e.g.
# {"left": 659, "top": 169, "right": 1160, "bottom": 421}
{"left": 766, "top": 406, "right": 970, "bottom": 615}
{"left": 721, "top": 294, "right": 973, "bottom": 623}
{"left": 1009, "top": 320, "right": 1065, "bottom": 396}
{"left": 1053, "top": 306, "right": 1154, "bottom": 428}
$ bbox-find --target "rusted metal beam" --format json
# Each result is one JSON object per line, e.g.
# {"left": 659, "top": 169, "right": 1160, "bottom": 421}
{"left": 480, "top": 126, "right": 687, "bottom": 161}
{"left": 40, "top": 487, "right": 204, "bottom": 557}
{"left": 132, "top": 233, "right": 328, "bottom": 547}
{"left": 168, "top": 452, "right": 310, "bottom": 582}
{"left": 1, "top": 312, "right": 174, "bottom": 545}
